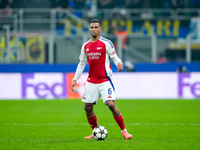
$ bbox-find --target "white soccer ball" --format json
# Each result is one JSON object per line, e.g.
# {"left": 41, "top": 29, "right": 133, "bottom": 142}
{"left": 93, "top": 126, "right": 108, "bottom": 140}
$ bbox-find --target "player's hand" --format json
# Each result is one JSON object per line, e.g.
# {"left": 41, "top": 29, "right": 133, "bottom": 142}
{"left": 71, "top": 80, "right": 77, "bottom": 93}
{"left": 116, "top": 62, "right": 123, "bottom": 72}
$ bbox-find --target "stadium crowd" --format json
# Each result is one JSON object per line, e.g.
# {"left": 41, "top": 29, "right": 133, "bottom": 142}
{"left": 52, "top": 0, "right": 200, "bottom": 9}
{"left": 0, "top": 0, "right": 199, "bottom": 10}
{"left": 0, "top": 0, "right": 16, "bottom": 17}
{"left": 0, "top": 0, "right": 19, "bottom": 9}
{"left": 50, "top": 0, "right": 200, "bottom": 20}
{"left": 0, "top": 0, "right": 199, "bottom": 18}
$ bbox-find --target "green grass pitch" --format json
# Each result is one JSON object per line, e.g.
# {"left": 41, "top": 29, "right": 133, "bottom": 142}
{"left": 0, "top": 99, "right": 200, "bottom": 150}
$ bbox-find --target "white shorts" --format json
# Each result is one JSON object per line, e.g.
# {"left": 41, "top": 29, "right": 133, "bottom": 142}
{"left": 82, "top": 80, "right": 115, "bottom": 104}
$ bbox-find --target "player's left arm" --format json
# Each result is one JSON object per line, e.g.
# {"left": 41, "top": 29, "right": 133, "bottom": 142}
{"left": 112, "top": 55, "right": 123, "bottom": 72}
{"left": 106, "top": 40, "right": 123, "bottom": 72}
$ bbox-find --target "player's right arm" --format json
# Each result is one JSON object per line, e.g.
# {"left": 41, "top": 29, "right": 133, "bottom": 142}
{"left": 71, "top": 44, "right": 87, "bottom": 93}
{"left": 71, "top": 59, "right": 86, "bottom": 92}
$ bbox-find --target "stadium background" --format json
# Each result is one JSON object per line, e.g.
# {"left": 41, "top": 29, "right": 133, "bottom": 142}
{"left": 0, "top": 0, "right": 200, "bottom": 99}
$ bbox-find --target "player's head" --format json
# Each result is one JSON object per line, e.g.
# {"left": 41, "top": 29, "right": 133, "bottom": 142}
{"left": 90, "top": 19, "right": 102, "bottom": 39}
{"left": 90, "top": 19, "right": 101, "bottom": 26}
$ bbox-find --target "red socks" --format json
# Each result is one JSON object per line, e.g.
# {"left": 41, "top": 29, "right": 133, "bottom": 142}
{"left": 87, "top": 115, "right": 98, "bottom": 130}
{"left": 114, "top": 114, "right": 126, "bottom": 130}
{"left": 87, "top": 114, "right": 125, "bottom": 131}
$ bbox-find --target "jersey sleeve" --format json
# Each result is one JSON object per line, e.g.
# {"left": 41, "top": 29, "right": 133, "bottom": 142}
{"left": 105, "top": 40, "right": 117, "bottom": 58}
{"left": 105, "top": 40, "right": 122, "bottom": 65}
{"left": 79, "top": 44, "right": 87, "bottom": 62}
{"left": 73, "top": 60, "right": 86, "bottom": 80}
{"left": 74, "top": 44, "right": 87, "bottom": 80}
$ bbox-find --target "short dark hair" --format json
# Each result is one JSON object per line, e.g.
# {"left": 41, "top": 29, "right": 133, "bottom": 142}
{"left": 90, "top": 19, "right": 101, "bottom": 26}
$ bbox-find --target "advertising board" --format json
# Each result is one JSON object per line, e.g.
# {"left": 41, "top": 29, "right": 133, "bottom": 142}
{"left": 0, "top": 73, "right": 199, "bottom": 99}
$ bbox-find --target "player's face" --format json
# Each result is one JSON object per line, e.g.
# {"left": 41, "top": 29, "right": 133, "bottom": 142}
{"left": 90, "top": 22, "right": 102, "bottom": 39}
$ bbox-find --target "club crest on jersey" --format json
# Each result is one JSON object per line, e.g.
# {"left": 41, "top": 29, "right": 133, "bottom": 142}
{"left": 97, "top": 47, "right": 102, "bottom": 50}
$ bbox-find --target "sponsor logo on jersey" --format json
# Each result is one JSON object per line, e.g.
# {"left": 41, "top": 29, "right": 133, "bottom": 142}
{"left": 86, "top": 48, "right": 89, "bottom": 51}
{"left": 86, "top": 52, "right": 101, "bottom": 56}
{"left": 86, "top": 52, "right": 101, "bottom": 60}
{"left": 97, "top": 47, "right": 102, "bottom": 50}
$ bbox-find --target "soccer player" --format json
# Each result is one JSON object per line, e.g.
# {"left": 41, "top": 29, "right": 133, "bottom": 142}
{"left": 71, "top": 19, "right": 132, "bottom": 139}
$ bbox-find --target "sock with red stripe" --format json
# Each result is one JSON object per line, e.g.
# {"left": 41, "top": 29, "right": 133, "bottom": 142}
{"left": 87, "top": 115, "right": 98, "bottom": 130}
{"left": 114, "top": 114, "right": 126, "bottom": 130}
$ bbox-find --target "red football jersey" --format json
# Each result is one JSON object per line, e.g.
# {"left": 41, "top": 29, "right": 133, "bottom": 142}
{"left": 79, "top": 36, "right": 117, "bottom": 84}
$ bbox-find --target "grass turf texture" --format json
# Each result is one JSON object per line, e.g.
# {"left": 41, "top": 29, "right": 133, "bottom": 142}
{"left": 0, "top": 99, "right": 200, "bottom": 150}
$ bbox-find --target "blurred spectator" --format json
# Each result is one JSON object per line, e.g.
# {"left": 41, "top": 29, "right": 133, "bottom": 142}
{"left": 74, "top": 0, "right": 84, "bottom": 9}
{"left": 114, "top": 24, "right": 128, "bottom": 62}
{"left": 55, "top": 6, "right": 65, "bottom": 19}
{"left": 113, "top": 9, "right": 128, "bottom": 19}
{"left": 157, "top": 53, "right": 167, "bottom": 64}
{"left": 126, "top": 0, "right": 142, "bottom": 8}
{"left": 85, "top": 0, "right": 97, "bottom": 9}
{"left": 85, "top": 0, "right": 97, "bottom": 18}
{"left": 85, "top": 0, "right": 92, "bottom": 9}
{"left": 98, "top": 0, "right": 114, "bottom": 9}
{"left": 171, "top": 0, "right": 186, "bottom": 16}
{"left": 53, "top": 0, "right": 85, "bottom": 9}
{"left": 0, "top": 0, "right": 14, "bottom": 16}
{"left": 171, "top": 0, "right": 185, "bottom": 9}
{"left": 53, "top": 0, "right": 83, "bottom": 17}
{"left": 5, "top": 5, "right": 13, "bottom": 16}
{"left": 112, "top": 0, "right": 125, "bottom": 8}
{"left": 68, "top": 0, "right": 75, "bottom": 9}
{"left": 71, "top": 0, "right": 83, "bottom": 17}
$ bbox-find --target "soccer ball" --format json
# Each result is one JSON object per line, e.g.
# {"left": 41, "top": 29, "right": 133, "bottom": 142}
{"left": 93, "top": 126, "right": 108, "bottom": 140}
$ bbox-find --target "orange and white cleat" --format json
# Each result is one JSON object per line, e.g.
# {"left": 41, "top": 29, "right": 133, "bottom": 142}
{"left": 84, "top": 134, "right": 93, "bottom": 139}
{"left": 122, "top": 131, "right": 132, "bottom": 139}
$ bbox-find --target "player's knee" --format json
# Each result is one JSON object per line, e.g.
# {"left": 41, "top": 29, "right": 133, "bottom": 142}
{"left": 84, "top": 104, "right": 93, "bottom": 113}
{"left": 107, "top": 103, "right": 115, "bottom": 111}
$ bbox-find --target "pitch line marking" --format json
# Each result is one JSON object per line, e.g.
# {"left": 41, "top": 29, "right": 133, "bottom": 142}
{"left": 1, "top": 123, "right": 200, "bottom": 126}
